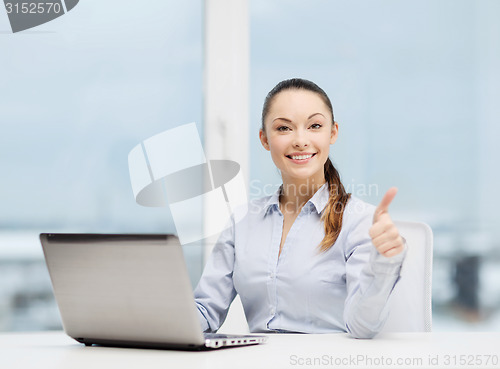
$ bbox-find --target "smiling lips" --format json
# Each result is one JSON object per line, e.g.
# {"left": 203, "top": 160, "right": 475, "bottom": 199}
{"left": 286, "top": 152, "right": 317, "bottom": 163}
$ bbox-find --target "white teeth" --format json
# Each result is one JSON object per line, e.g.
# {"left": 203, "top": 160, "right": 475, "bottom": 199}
{"left": 291, "top": 154, "right": 313, "bottom": 160}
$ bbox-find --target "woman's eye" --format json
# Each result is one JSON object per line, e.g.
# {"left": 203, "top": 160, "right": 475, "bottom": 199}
{"left": 277, "top": 126, "right": 291, "bottom": 132}
{"left": 310, "top": 123, "right": 322, "bottom": 129}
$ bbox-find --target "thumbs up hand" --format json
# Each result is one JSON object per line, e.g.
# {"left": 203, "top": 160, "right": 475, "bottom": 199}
{"left": 369, "top": 187, "right": 405, "bottom": 258}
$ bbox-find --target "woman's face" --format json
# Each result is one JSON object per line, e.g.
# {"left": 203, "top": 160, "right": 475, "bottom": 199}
{"left": 260, "top": 89, "right": 338, "bottom": 185}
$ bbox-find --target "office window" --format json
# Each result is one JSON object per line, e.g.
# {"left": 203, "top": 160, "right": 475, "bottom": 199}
{"left": 0, "top": 0, "right": 203, "bottom": 331}
{"left": 249, "top": 0, "right": 500, "bottom": 330}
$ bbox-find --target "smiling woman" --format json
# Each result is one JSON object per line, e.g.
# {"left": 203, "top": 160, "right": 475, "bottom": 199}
{"left": 260, "top": 89, "right": 337, "bottom": 188}
{"left": 258, "top": 79, "right": 347, "bottom": 254}
{"left": 194, "top": 78, "right": 406, "bottom": 338}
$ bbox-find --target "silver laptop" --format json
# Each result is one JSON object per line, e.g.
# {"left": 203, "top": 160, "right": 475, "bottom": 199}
{"left": 40, "top": 233, "right": 267, "bottom": 350}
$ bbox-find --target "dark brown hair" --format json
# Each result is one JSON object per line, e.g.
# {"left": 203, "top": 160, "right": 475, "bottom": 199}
{"left": 261, "top": 78, "right": 351, "bottom": 252}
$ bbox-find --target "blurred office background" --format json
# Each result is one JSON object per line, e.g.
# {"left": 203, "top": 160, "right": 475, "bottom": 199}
{"left": 1, "top": 0, "right": 499, "bottom": 332}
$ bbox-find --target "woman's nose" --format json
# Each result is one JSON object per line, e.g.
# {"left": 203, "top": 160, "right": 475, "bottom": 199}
{"left": 292, "top": 130, "right": 309, "bottom": 148}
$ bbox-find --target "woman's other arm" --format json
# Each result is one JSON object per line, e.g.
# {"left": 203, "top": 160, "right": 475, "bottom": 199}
{"left": 342, "top": 197, "right": 407, "bottom": 339}
{"left": 194, "top": 217, "right": 237, "bottom": 333}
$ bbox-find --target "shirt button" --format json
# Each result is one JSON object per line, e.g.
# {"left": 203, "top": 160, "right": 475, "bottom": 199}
{"left": 270, "top": 273, "right": 274, "bottom": 279}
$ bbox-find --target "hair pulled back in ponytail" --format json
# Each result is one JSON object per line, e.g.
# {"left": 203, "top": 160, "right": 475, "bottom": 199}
{"left": 262, "top": 78, "right": 351, "bottom": 252}
{"left": 320, "top": 157, "right": 351, "bottom": 252}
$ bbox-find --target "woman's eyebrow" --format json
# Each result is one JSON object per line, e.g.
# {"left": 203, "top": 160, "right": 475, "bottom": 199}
{"left": 272, "top": 117, "right": 292, "bottom": 123}
{"left": 308, "top": 113, "right": 326, "bottom": 119}
{"left": 272, "top": 113, "right": 326, "bottom": 123}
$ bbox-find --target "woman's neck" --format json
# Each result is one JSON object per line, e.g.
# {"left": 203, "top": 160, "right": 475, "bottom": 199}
{"left": 279, "top": 177, "right": 326, "bottom": 214}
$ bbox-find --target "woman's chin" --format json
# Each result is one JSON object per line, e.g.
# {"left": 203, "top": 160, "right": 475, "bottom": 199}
{"left": 282, "top": 168, "right": 325, "bottom": 183}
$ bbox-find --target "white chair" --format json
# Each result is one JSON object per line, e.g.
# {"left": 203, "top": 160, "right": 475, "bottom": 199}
{"left": 219, "top": 220, "right": 433, "bottom": 334}
{"left": 381, "top": 220, "right": 433, "bottom": 332}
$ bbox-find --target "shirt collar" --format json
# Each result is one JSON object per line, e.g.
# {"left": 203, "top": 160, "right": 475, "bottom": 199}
{"left": 262, "top": 187, "right": 281, "bottom": 216}
{"left": 263, "top": 182, "right": 330, "bottom": 216}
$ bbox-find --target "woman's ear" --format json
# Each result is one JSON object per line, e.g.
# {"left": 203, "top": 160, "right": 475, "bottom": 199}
{"left": 330, "top": 121, "right": 339, "bottom": 145}
{"left": 259, "top": 129, "right": 270, "bottom": 151}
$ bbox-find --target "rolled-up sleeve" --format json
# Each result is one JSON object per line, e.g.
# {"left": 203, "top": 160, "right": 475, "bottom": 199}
{"left": 194, "top": 217, "right": 237, "bottom": 333}
{"left": 343, "top": 205, "right": 407, "bottom": 339}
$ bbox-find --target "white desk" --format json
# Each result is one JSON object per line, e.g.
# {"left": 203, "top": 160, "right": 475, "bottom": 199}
{"left": 1, "top": 331, "right": 499, "bottom": 369}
